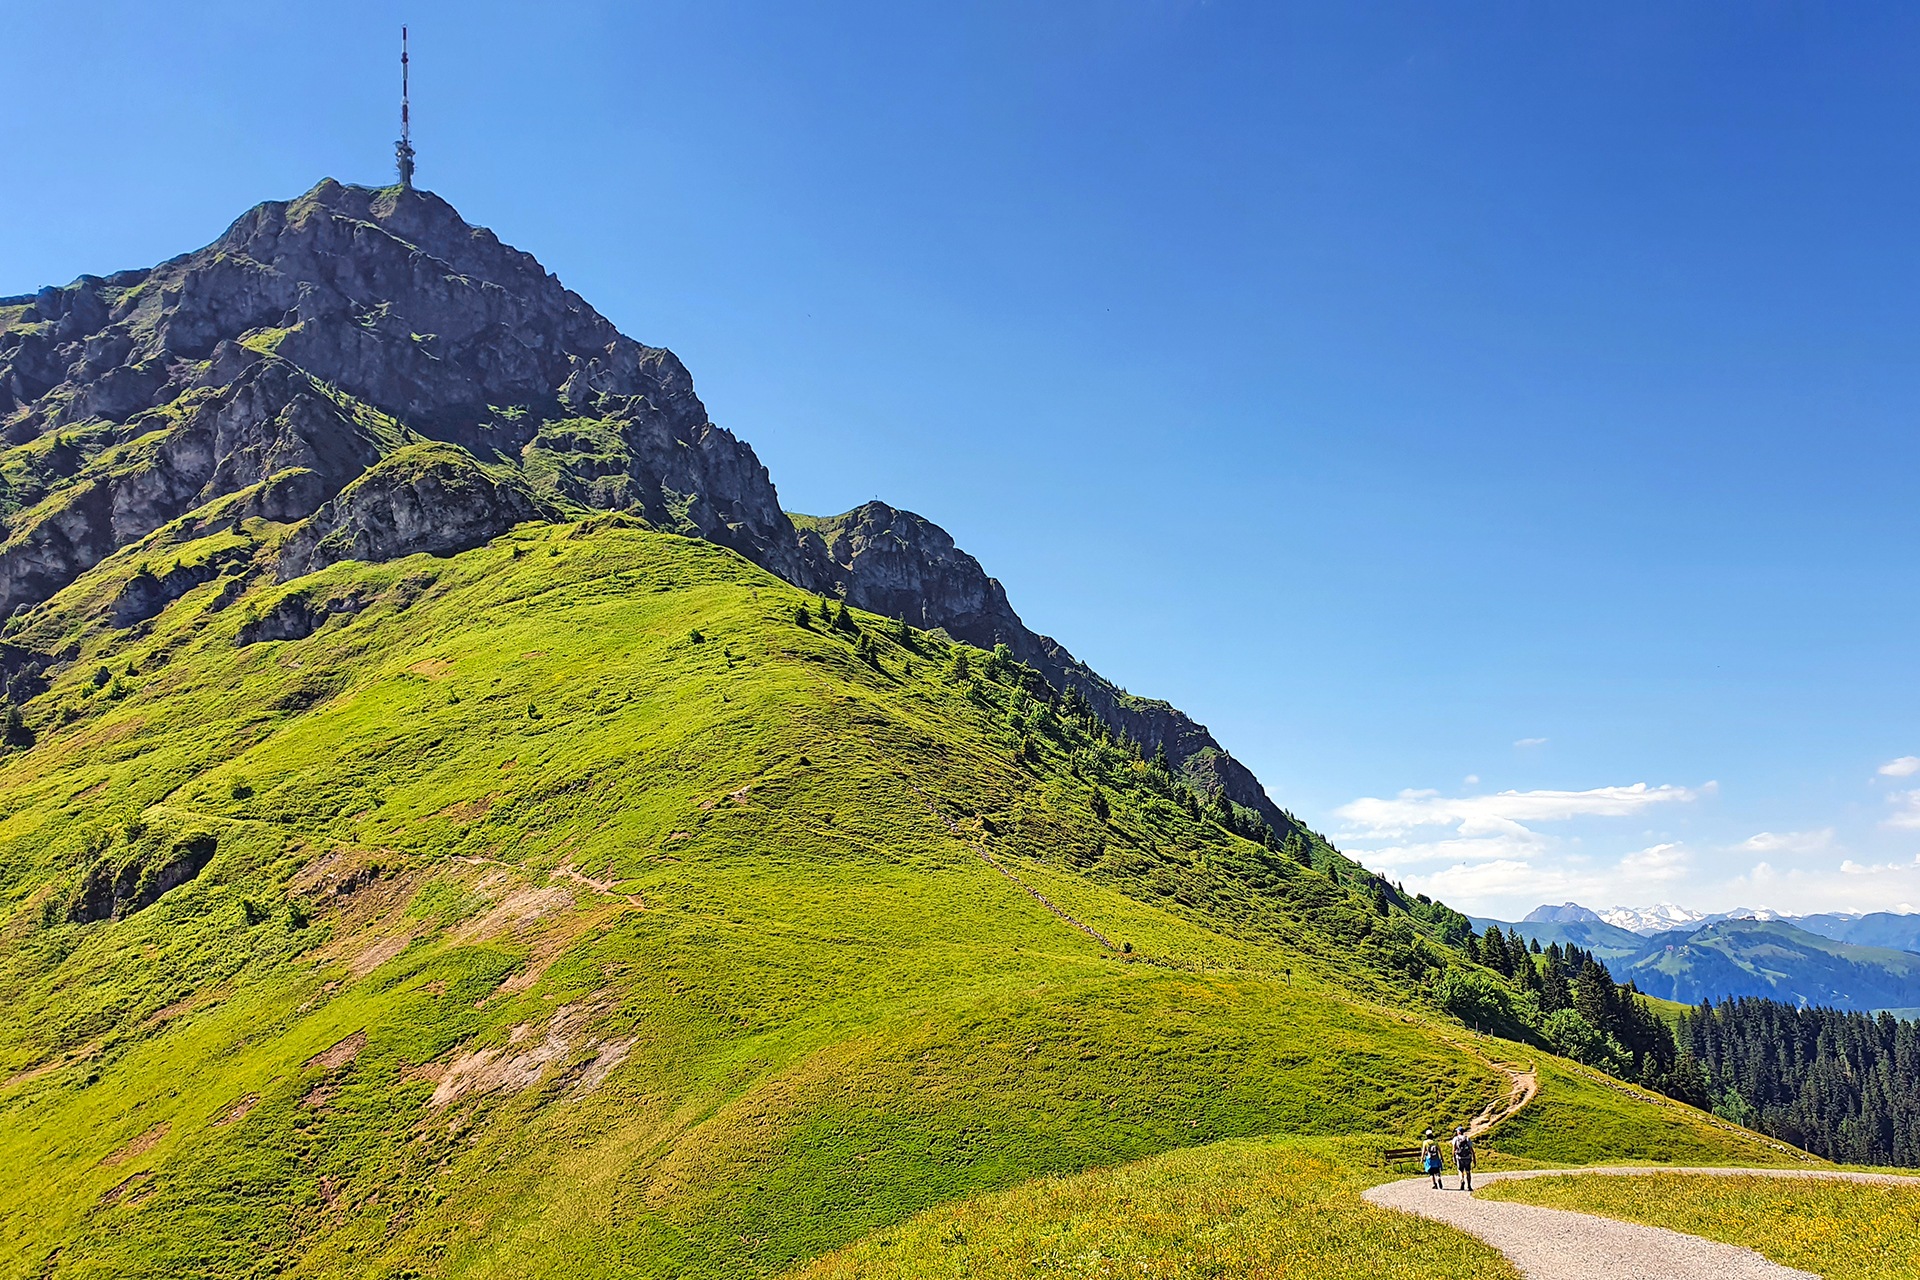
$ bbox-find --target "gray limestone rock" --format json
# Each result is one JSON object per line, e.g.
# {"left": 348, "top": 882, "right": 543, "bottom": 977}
{"left": 0, "top": 178, "right": 1291, "bottom": 836}
{"left": 277, "top": 445, "right": 547, "bottom": 580}
{"left": 791, "top": 500, "right": 1292, "bottom": 833}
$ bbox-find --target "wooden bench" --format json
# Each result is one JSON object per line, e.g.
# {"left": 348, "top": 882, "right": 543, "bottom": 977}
{"left": 1379, "top": 1146, "right": 1425, "bottom": 1164}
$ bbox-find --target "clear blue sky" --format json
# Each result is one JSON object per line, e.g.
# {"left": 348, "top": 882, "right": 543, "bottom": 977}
{"left": 6, "top": 2, "right": 1918, "bottom": 919}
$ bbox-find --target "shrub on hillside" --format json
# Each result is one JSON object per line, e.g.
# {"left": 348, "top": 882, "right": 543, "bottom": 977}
{"left": 1435, "top": 967, "right": 1533, "bottom": 1038}
{"left": 1542, "top": 1008, "right": 1630, "bottom": 1075}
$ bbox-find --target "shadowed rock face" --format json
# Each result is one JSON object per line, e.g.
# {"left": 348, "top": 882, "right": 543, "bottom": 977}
{"left": 0, "top": 180, "right": 1287, "bottom": 829}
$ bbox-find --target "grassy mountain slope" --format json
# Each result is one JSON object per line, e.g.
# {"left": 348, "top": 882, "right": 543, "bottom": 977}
{"left": 1483, "top": 1172, "right": 1920, "bottom": 1280}
{"left": 1626, "top": 921, "right": 1920, "bottom": 1009}
{"left": 0, "top": 515, "right": 1805, "bottom": 1277}
{"left": 1482, "top": 912, "right": 1920, "bottom": 1008}
{"left": 0, "top": 517, "right": 1466, "bottom": 1277}
{"left": 788, "top": 1135, "right": 1524, "bottom": 1280}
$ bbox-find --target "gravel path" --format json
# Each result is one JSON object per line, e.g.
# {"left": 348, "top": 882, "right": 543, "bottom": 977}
{"left": 1364, "top": 1167, "right": 1920, "bottom": 1280}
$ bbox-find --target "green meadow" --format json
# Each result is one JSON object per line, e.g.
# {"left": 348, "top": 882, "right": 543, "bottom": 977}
{"left": 1482, "top": 1172, "right": 1920, "bottom": 1279}
{"left": 0, "top": 515, "right": 1802, "bottom": 1277}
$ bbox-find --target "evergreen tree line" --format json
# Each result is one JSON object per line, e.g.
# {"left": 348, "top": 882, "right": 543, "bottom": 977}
{"left": 1441, "top": 930, "right": 1680, "bottom": 1088}
{"left": 1672, "top": 997, "right": 1920, "bottom": 1166}
{"left": 1444, "top": 927, "right": 1920, "bottom": 1165}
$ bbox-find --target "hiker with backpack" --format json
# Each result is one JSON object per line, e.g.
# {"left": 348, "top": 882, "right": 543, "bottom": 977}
{"left": 1451, "top": 1126, "right": 1475, "bottom": 1191}
{"left": 1420, "top": 1128, "right": 1443, "bottom": 1189}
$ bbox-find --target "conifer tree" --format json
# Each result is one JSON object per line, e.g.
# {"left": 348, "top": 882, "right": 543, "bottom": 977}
{"left": 1539, "top": 955, "right": 1572, "bottom": 1014}
{"left": 1574, "top": 958, "right": 1616, "bottom": 1031}
{"left": 2, "top": 702, "right": 30, "bottom": 748}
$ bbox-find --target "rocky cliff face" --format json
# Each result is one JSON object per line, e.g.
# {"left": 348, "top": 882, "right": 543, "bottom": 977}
{"left": 0, "top": 180, "right": 799, "bottom": 610}
{"left": 1, "top": 179, "right": 1288, "bottom": 830}
{"left": 792, "top": 501, "right": 1292, "bottom": 832}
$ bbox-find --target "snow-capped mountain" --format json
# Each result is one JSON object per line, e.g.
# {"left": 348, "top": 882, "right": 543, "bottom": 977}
{"left": 1598, "top": 903, "right": 1710, "bottom": 935}
{"left": 1521, "top": 902, "right": 1904, "bottom": 940}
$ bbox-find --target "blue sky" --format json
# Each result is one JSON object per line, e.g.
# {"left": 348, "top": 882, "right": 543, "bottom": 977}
{"left": 5, "top": 2, "right": 1917, "bottom": 919}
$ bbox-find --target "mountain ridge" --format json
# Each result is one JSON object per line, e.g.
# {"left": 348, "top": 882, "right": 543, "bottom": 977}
{"left": 0, "top": 179, "right": 1295, "bottom": 832}
{"left": 0, "top": 181, "right": 1825, "bottom": 1277}
{"left": 1481, "top": 910, "right": 1920, "bottom": 1009}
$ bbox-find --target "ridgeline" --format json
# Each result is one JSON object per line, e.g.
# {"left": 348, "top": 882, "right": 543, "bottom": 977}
{"left": 0, "top": 182, "right": 1812, "bottom": 1277}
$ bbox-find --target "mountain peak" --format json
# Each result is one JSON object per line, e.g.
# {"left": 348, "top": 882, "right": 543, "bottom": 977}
{"left": 1522, "top": 902, "right": 1602, "bottom": 924}
{"left": 0, "top": 180, "right": 1292, "bottom": 832}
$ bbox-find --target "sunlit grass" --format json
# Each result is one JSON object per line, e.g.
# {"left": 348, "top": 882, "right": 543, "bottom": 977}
{"left": 788, "top": 1135, "right": 1520, "bottom": 1280}
{"left": 1481, "top": 1172, "right": 1920, "bottom": 1280}
{"left": 0, "top": 517, "right": 1805, "bottom": 1278}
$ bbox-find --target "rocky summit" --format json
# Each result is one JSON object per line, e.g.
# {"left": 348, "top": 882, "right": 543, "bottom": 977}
{"left": 0, "top": 179, "right": 1289, "bottom": 829}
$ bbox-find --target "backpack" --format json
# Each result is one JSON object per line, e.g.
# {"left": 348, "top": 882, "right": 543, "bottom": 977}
{"left": 1453, "top": 1134, "right": 1475, "bottom": 1167}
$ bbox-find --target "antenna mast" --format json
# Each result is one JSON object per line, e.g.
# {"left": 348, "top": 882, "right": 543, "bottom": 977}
{"left": 396, "top": 25, "right": 416, "bottom": 189}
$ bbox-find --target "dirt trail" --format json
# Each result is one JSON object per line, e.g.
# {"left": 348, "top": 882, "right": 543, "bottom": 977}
{"left": 1465, "top": 1055, "right": 1538, "bottom": 1140}
{"left": 1366, "top": 1167, "right": 1920, "bottom": 1280}
{"left": 909, "top": 786, "right": 1120, "bottom": 951}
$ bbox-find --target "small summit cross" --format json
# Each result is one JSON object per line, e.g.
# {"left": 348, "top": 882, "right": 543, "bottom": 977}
{"left": 395, "top": 25, "right": 416, "bottom": 189}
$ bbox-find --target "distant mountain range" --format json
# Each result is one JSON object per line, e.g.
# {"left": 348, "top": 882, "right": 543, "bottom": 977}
{"left": 1477, "top": 903, "right": 1920, "bottom": 1012}
{"left": 1520, "top": 900, "right": 1920, "bottom": 948}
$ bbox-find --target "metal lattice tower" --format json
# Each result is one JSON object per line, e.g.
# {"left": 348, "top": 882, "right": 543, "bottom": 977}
{"left": 396, "top": 26, "right": 416, "bottom": 189}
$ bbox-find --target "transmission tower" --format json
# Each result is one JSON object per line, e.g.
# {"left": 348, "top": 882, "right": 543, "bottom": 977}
{"left": 396, "top": 26, "right": 416, "bottom": 189}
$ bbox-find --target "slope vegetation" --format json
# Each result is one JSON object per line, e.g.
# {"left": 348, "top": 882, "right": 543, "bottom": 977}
{"left": 0, "top": 516, "right": 1550, "bottom": 1278}
{"left": 0, "top": 516, "right": 1801, "bottom": 1277}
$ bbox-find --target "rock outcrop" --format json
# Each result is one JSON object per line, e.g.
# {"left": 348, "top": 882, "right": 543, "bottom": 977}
{"left": 792, "top": 501, "right": 1291, "bottom": 832}
{"left": 276, "top": 444, "right": 547, "bottom": 580}
{"left": 0, "top": 180, "right": 798, "bottom": 613}
{"left": 2, "top": 179, "right": 1289, "bottom": 831}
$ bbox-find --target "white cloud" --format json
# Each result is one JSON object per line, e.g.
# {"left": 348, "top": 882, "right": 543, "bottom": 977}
{"left": 1514, "top": 737, "right": 1548, "bottom": 748}
{"left": 1464, "top": 774, "right": 1480, "bottom": 785}
{"left": 1885, "top": 790, "right": 1920, "bottom": 830}
{"left": 1336, "top": 782, "right": 1705, "bottom": 839}
{"left": 1720, "top": 857, "right": 1920, "bottom": 917}
{"left": 1619, "top": 842, "right": 1690, "bottom": 882}
{"left": 1840, "top": 854, "right": 1920, "bottom": 876}
{"left": 1736, "top": 829, "right": 1835, "bottom": 855}
{"left": 1336, "top": 780, "right": 1713, "bottom": 916}
{"left": 1405, "top": 859, "right": 1592, "bottom": 903}
{"left": 1878, "top": 756, "right": 1920, "bottom": 778}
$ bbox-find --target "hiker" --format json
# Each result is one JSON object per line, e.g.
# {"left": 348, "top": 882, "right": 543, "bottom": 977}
{"left": 1451, "top": 1126, "right": 1475, "bottom": 1191}
{"left": 1420, "top": 1128, "right": 1443, "bottom": 1189}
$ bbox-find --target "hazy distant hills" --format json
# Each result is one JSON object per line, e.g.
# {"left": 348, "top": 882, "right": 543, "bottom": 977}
{"left": 1472, "top": 913, "right": 1647, "bottom": 963}
{"left": 1481, "top": 904, "right": 1920, "bottom": 1011}
{"left": 1790, "top": 912, "right": 1920, "bottom": 952}
{"left": 1523, "top": 900, "right": 1920, "bottom": 950}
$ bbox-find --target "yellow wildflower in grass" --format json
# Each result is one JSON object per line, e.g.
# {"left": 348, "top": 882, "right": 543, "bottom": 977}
{"left": 1481, "top": 1172, "right": 1920, "bottom": 1280}
{"left": 790, "top": 1134, "right": 1519, "bottom": 1279}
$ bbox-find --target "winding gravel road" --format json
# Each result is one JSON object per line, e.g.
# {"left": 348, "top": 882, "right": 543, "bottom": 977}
{"left": 1364, "top": 1167, "right": 1920, "bottom": 1280}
